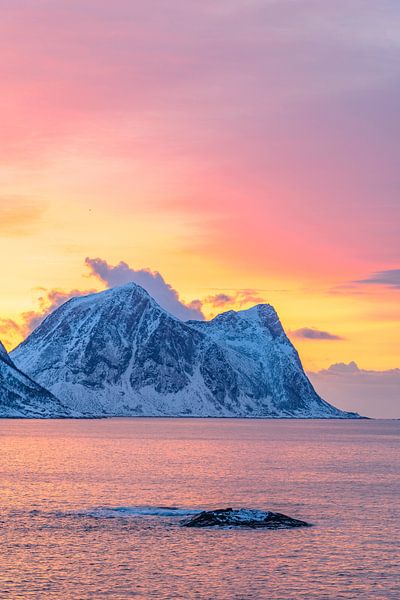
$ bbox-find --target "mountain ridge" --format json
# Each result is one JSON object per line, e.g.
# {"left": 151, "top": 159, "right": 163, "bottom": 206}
{"left": 11, "top": 282, "right": 359, "bottom": 419}
{"left": 0, "top": 339, "right": 81, "bottom": 418}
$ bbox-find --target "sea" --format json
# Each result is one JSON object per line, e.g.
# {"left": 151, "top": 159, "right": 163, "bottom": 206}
{"left": 0, "top": 418, "right": 398, "bottom": 599}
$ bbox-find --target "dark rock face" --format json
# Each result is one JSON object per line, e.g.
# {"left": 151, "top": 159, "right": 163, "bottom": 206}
{"left": 181, "top": 508, "right": 311, "bottom": 529}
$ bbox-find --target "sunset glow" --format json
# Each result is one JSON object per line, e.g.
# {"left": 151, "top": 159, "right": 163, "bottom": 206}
{"left": 1, "top": 1, "right": 399, "bottom": 377}
{"left": 1, "top": 5, "right": 400, "bottom": 598}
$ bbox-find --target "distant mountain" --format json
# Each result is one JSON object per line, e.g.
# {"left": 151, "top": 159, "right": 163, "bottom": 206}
{"left": 0, "top": 340, "right": 79, "bottom": 418}
{"left": 11, "top": 283, "right": 358, "bottom": 418}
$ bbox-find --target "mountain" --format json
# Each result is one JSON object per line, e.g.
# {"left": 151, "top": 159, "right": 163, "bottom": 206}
{"left": 11, "top": 283, "right": 358, "bottom": 418}
{"left": 186, "top": 305, "right": 342, "bottom": 417}
{"left": 0, "top": 340, "right": 79, "bottom": 418}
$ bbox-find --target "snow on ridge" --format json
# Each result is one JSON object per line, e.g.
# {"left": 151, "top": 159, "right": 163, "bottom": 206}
{"left": 10, "top": 286, "right": 359, "bottom": 419}
{"left": 0, "top": 339, "right": 81, "bottom": 418}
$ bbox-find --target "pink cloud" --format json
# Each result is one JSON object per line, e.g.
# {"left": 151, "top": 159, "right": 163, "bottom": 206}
{"left": 309, "top": 362, "right": 400, "bottom": 418}
{"left": 202, "top": 289, "right": 265, "bottom": 310}
{"left": 0, "top": 1, "right": 399, "bottom": 276}
{"left": 204, "top": 293, "right": 234, "bottom": 308}
{"left": 0, "top": 288, "right": 95, "bottom": 350}
{"left": 291, "top": 328, "right": 344, "bottom": 341}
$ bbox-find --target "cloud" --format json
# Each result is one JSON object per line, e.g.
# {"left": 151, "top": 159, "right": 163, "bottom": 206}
{"left": 236, "top": 289, "right": 265, "bottom": 306}
{"left": 354, "top": 269, "right": 400, "bottom": 289}
{"left": 186, "top": 299, "right": 203, "bottom": 314}
{"left": 204, "top": 293, "right": 234, "bottom": 308}
{"left": 25, "top": 288, "right": 96, "bottom": 331}
{"left": 85, "top": 257, "right": 204, "bottom": 320}
{"left": 0, "top": 288, "right": 94, "bottom": 350}
{"left": 319, "top": 361, "right": 361, "bottom": 374}
{"left": 1, "top": 0, "right": 400, "bottom": 275}
{"left": 308, "top": 362, "right": 400, "bottom": 418}
{"left": 291, "top": 328, "right": 344, "bottom": 341}
{"left": 203, "top": 289, "right": 265, "bottom": 310}
{"left": 0, "top": 197, "right": 46, "bottom": 236}
{"left": 0, "top": 319, "right": 25, "bottom": 352}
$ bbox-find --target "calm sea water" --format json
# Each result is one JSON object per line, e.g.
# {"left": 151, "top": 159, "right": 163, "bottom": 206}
{"left": 0, "top": 418, "right": 398, "bottom": 599}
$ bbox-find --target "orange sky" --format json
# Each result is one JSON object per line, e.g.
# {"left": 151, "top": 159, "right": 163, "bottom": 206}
{"left": 0, "top": 1, "right": 399, "bottom": 375}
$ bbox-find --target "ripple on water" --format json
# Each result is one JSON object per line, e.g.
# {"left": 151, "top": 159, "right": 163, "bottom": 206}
{"left": 0, "top": 418, "right": 399, "bottom": 599}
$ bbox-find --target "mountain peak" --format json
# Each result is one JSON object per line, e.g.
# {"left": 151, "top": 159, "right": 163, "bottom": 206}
{"left": 73, "top": 281, "right": 152, "bottom": 306}
{"left": 236, "top": 302, "right": 277, "bottom": 318}
{"left": 200, "top": 303, "right": 285, "bottom": 340}
{"left": 109, "top": 281, "right": 150, "bottom": 295}
{"left": 11, "top": 286, "right": 356, "bottom": 419}
{"left": 237, "top": 304, "right": 284, "bottom": 338}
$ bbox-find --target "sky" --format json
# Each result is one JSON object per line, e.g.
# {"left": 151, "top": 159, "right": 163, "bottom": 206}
{"left": 0, "top": 1, "right": 399, "bottom": 416}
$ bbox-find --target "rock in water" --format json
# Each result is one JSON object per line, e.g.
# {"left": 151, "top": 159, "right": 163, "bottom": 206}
{"left": 0, "top": 340, "right": 80, "bottom": 418}
{"left": 181, "top": 508, "right": 311, "bottom": 529}
{"left": 12, "top": 282, "right": 359, "bottom": 418}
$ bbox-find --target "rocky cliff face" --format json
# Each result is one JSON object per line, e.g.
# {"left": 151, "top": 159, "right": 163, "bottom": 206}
{"left": 11, "top": 283, "right": 358, "bottom": 418}
{"left": 0, "top": 340, "right": 79, "bottom": 418}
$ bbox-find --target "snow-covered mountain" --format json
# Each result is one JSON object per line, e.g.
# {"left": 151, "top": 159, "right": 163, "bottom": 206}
{"left": 11, "top": 283, "right": 357, "bottom": 418}
{"left": 0, "top": 340, "right": 79, "bottom": 418}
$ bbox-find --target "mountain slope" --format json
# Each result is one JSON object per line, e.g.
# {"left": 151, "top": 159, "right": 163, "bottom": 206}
{"left": 0, "top": 340, "right": 79, "bottom": 418}
{"left": 12, "top": 283, "right": 358, "bottom": 418}
{"left": 187, "top": 304, "right": 343, "bottom": 417}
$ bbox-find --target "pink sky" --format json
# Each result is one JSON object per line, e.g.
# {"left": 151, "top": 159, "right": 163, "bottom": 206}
{"left": 0, "top": 1, "right": 399, "bottom": 414}
{"left": 2, "top": 1, "right": 399, "bottom": 270}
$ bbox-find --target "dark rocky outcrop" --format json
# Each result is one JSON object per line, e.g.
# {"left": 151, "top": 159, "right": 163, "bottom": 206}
{"left": 181, "top": 508, "right": 311, "bottom": 529}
